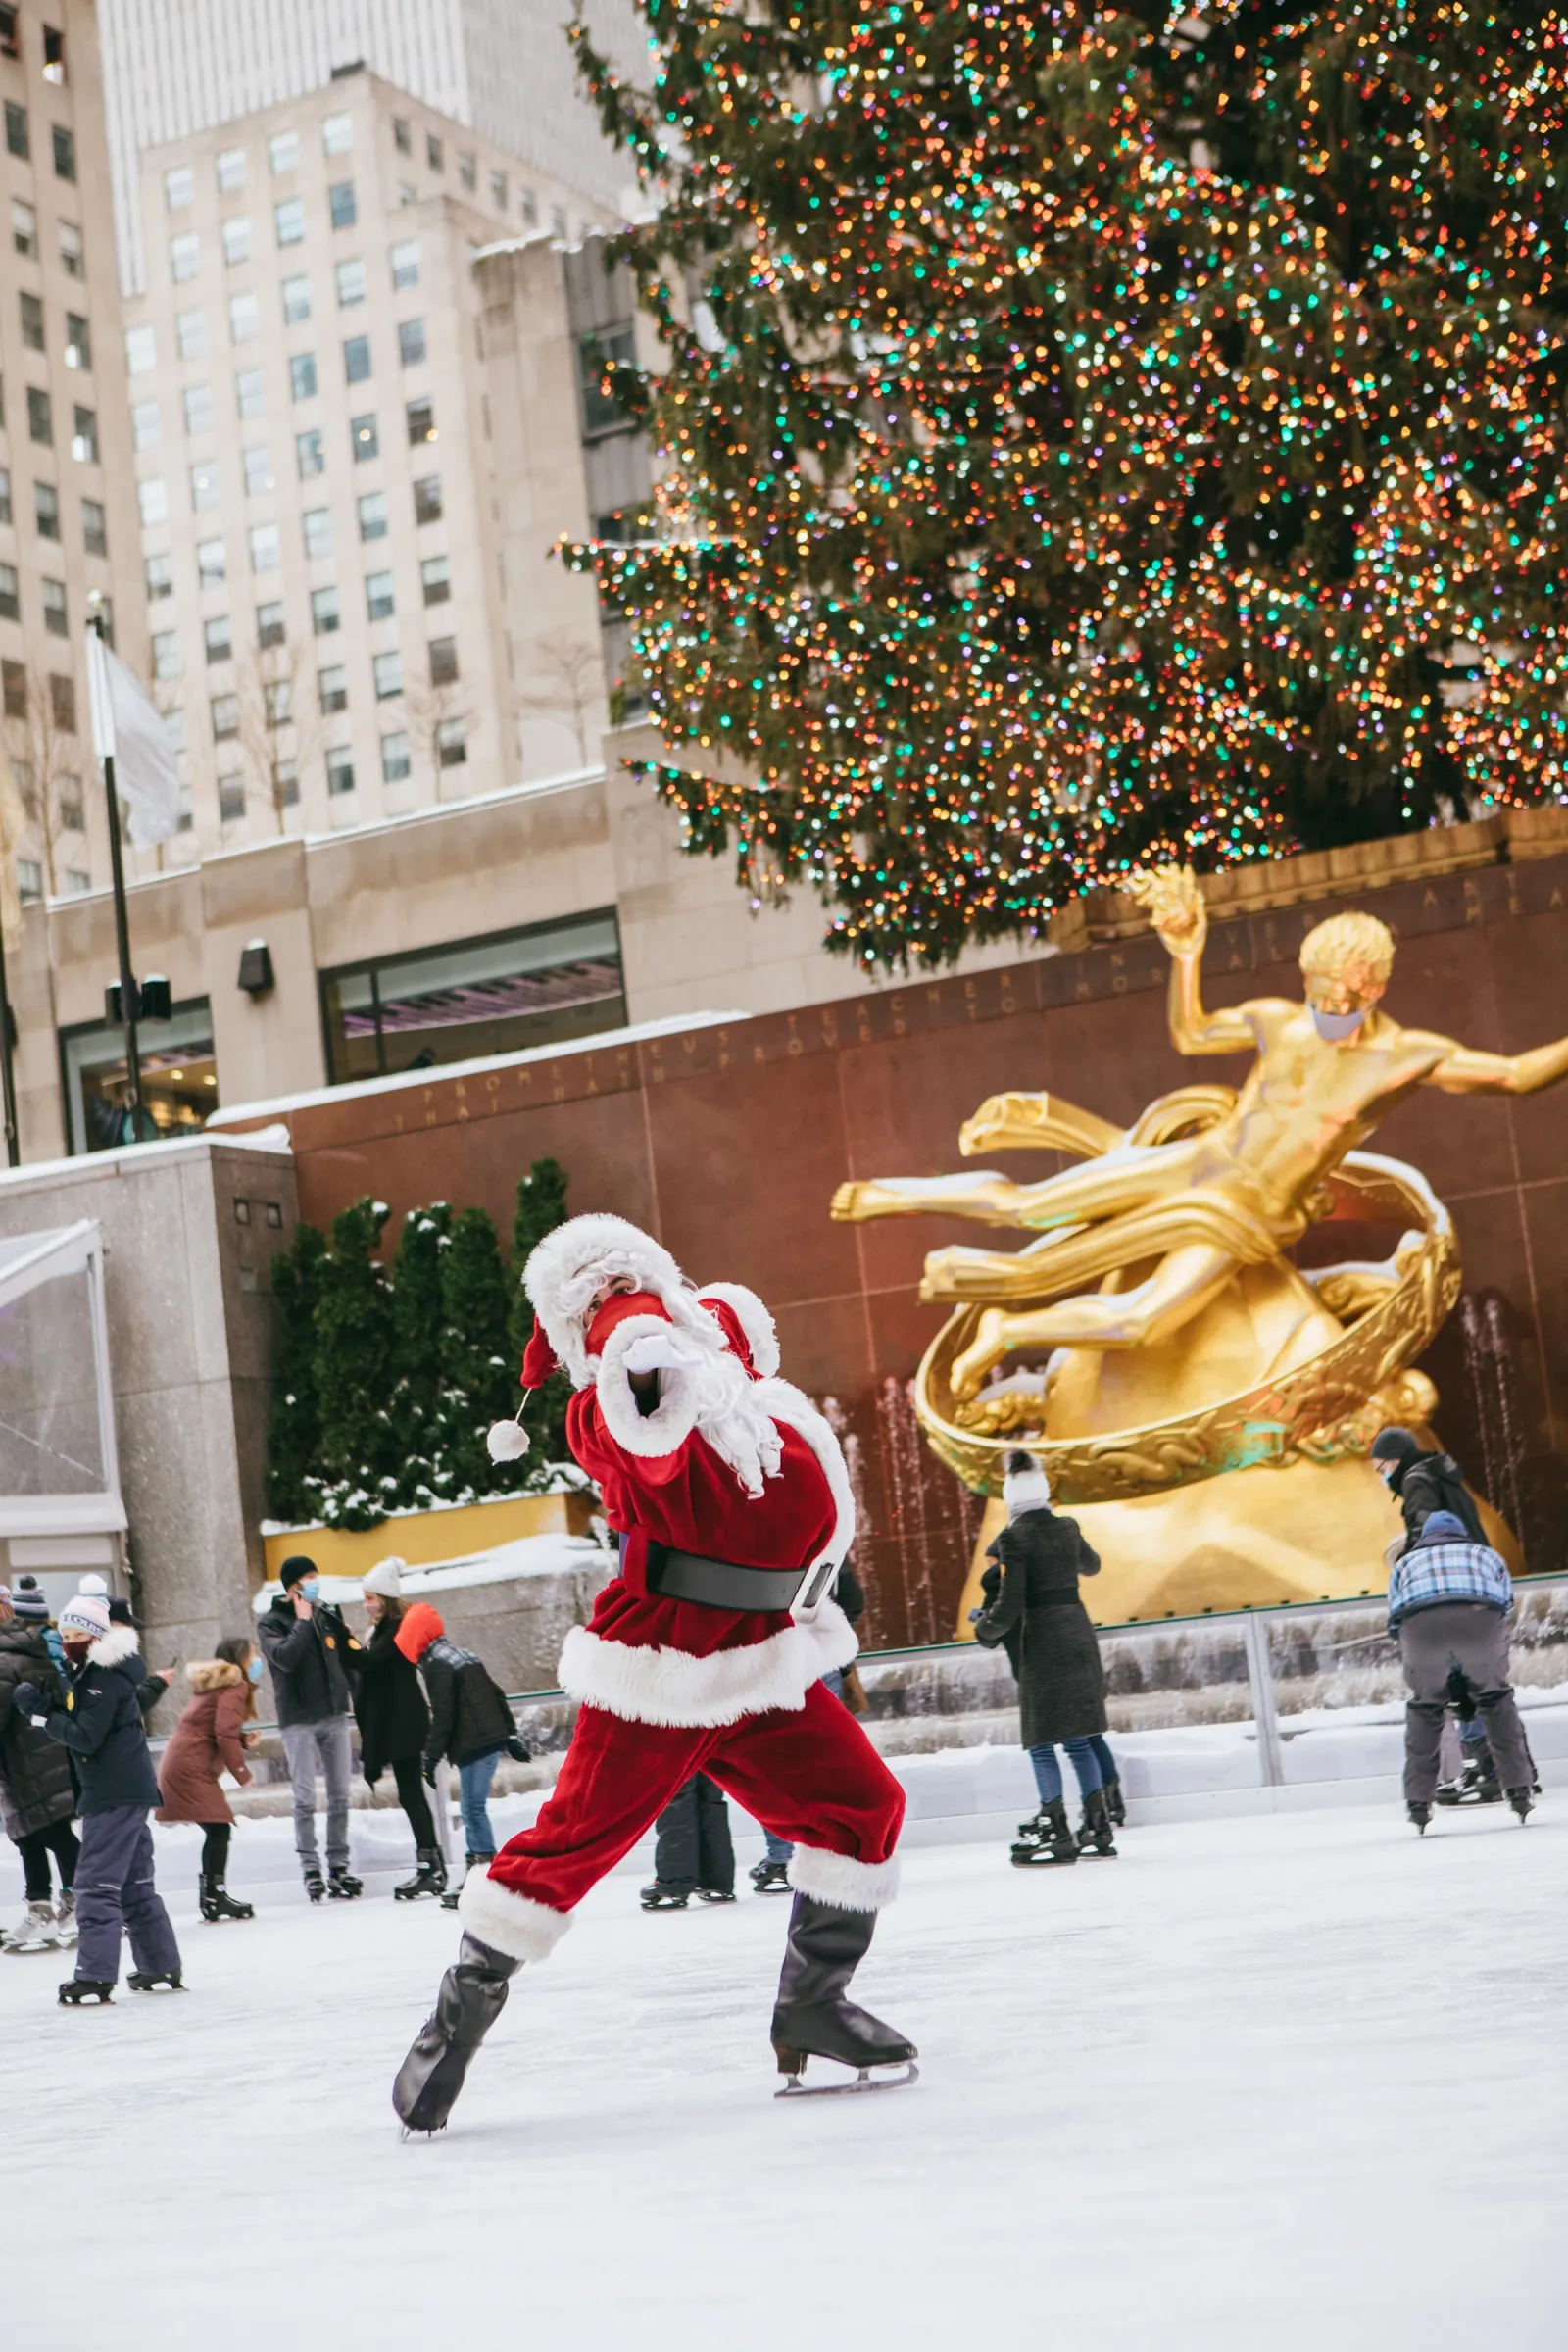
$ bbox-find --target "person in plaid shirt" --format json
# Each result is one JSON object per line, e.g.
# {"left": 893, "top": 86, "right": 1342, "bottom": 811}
{"left": 1388, "top": 1511, "right": 1534, "bottom": 1834}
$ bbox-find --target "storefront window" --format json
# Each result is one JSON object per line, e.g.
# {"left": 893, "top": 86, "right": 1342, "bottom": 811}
{"left": 60, "top": 1001, "right": 219, "bottom": 1153}
{"left": 319, "top": 912, "right": 626, "bottom": 1085}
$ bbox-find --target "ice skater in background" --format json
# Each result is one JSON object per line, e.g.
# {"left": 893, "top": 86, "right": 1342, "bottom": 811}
{"left": 393, "top": 1214, "right": 914, "bottom": 2132}
{"left": 392, "top": 1600, "right": 526, "bottom": 1912}
{"left": 0, "top": 1582, "right": 78, "bottom": 1954}
{"left": 1389, "top": 1511, "right": 1536, "bottom": 1834}
{"left": 971, "top": 1452, "right": 1120, "bottom": 1867}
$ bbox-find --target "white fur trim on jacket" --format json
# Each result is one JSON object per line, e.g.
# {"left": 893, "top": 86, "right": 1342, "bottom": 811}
{"left": 753, "top": 1379, "right": 857, "bottom": 1583}
{"left": 86, "top": 1625, "right": 141, "bottom": 1670}
{"left": 523, "top": 1213, "right": 718, "bottom": 1388}
{"left": 456, "top": 1869, "right": 574, "bottom": 1965}
{"left": 595, "top": 1313, "right": 707, "bottom": 1459}
{"left": 558, "top": 1598, "right": 858, "bottom": 1729}
{"left": 697, "top": 1283, "right": 781, "bottom": 1377}
{"left": 786, "top": 1845, "right": 902, "bottom": 1912}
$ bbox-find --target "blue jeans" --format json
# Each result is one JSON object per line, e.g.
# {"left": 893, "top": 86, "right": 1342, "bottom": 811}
{"left": 1029, "top": 1737, "right": 1103, "bottom": 1806}
{"left": 1087, "top": 1734, "right": 1117, "bottom": 1785}
{"left": 458, "top": 1751, "right": 501, "bottom": 1855}
{"left": 762, "top": 1671, "right": 845, "bottom": 1861}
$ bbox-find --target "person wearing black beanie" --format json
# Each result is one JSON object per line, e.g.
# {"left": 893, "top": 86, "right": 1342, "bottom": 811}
{"left": 1372, "top": 1426, "right": 1486, "bottom": 1554}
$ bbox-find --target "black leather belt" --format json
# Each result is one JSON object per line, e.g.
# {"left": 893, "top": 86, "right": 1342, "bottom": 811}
{"left": 645, "top": 1544, "right": 834, "bottom": 1615}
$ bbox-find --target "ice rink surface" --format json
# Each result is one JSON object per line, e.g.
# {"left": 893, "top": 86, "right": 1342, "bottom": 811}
{"left": 3, "top": 1800, "right": 1563, "bottom": 2352}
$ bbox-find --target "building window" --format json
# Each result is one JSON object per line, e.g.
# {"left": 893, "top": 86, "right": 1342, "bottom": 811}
{"left": 459, "top": 152, "right": 476, "bottom": 192}
{"left": 0, "top": 467, "right": 11, "bottom": 525}
{"left": 52, "top": 124, "right": 76, "bottom": 181}
{"left": 398, "top": 318, "right": 427, "bottom": 368}
{"left": 221, "top": 216, "right": 252, "bottom": 268}
{"left": 578, "top": 322, "right": 636, "bottom": 437}
{"left": 392, "top": 116, "right": 411, "bottom": 156}
{"left": 336, "top": 257, "right": 366, "bottom": 306}
{"left": 1, "top": 659, "right": 24, "bottom": 714}
{"left": 59, "top": 220, "right": 83, "bottom": 275}
{"left": 17, "top": 859, "right": 41, "bottom": 904}
{"left": 63, "top": 868, "right": 87, "bottom": 894}
{"left": 49, "top": 674, "right": 74, "bottom": 732}
{"left": 176, "top": 309, "right": 206, "bottom": 359}
{"left": 42, "top": 24, "right": 66, "bottom": 82}
{"left": 197, "top": 537, "right": 225, "bottom": 588}
{"left": 322, "top": 110, "right": 354, "bottom": 156}
{"left": 425, "top": 133, "right": 443, "bottom": 172}
{"left": 318, "top": 663, "right": 348, "bottom": 713}
{"left": 269, "top": 129, "right": 299, "bottom": 175}
{"left": 151, "top": 630, "right": 179, "bottom": 679}
{"left": 413, "top": 474, "right": 442, "bottom": 525}
{"left": 235, "top": 368, "right": 265, "bottom": 419}
{"left": 357, "top": 490, "right": 387, "bottom": 541}
{"left": 372, "top": 650, "right": 402, "bottom": 701}
{"left": 274, "top": 758, "right": 299, "bottom": 807}
{"left": 351, "top": 412, "right": 378, "bottom": 463}
{"left": 211, "top": 692, "right": 239, "bottom": 741}
{"left": 390, "top": 239, "right": 419, "bottom": 290}
{"left": 204, "top": 613, "right": 232, "bottom": 664}
{"left": 71, "top": 407, "right": 98, "bottom": 465}
{"left": 229, "top": 293, "right": 260, "bottom": 344}
{"left": 310, "top": 584, "right": 340, "bottom": 635}
{"left": 248, "top": 522, "right": 279, "bottom": 573}
{"left": 343, "top": 334, "right": 370, "bottom": 384}
{"left": 397, "top": 180, "right": 416, "bottom": 207}
{"left": 189, "top": 462, "right": 219, "bottom": 513}
{"left": 320, "top": 911, "right": 626, "bottom": 1085}
{"left": 257, "top": 601, "right": 285, "bottom": 649}
{"left": 489, "top": 169, "right": 508, "bottom": 209}
{"left": 290, "top": 352, "right": 318, "bottom": 401}
{"left": 217, "top": 147, "right": 246, "bottom": 192}
{"left": 296, "top": 427, "right": 325, "bottom": 479}
{"left": 365, "top": 570, "right": 394, "bottom": 621}
{"left": 26, "top": 386, "right": 52, "bottom": 445}
{"left": 380, "top": 730, "right": 410, "bottom": 781}
{"left": 164, "top": 163, "right": 192, "bottom": 209}
{"left": 131, "top": 400, "right": 160, "bottom": 450}
{"left": 170, "top": 231, "right": 199, "bottom": 282}
{"left": 328, "top": 180, "right": 357, "bottom": 230}
{"left": 19, "top": 291, "right": 42, "bottom": 352}
{"left": 406, "top": 396, "right": 435, "bottom": 445}
{"left": 11, "top": 198, "right": 35, "bottom": 256}
{"left": 219, "top": 774, "right": 245, "bottom": 822}
{"left": 0, "top": 10, "right": 17, "bottom": 59}
{"left": 243, "top": 444, "right": 272, "bottom": 495}
{"left": 519, "top": 187, "right": 538, "bottom": 227}
{"left": 428, "top": 636, "right": 458, "bottom": 686}
{"left": 274, "top": 197, "right": 305, "bottom": 247}
{"left": 145, "top": 555, "right": 172, "bottom": 603}
{"left": 162, "top": 706, "right": 185, "bottom": 751}
{"left": 183, "top": 383, "right": 213, "bottom": 436}
{"left": 65, "top": 312, "right": 90, "bottom": 368}
{"left": 0, "top": 562, "right": 18, "bottom": 618}
{"left": 281, "top": 274, "right": 311, "bottom": 324}
{"left": 57, "top": 770, "right": 83, "bottom": 820}
{"left": 326, "top": 746, "right": 354, "bottom": 796}
{"left": 62, "top": 1000, "right": 219, "bottom": 1153}
{"left": 303, "top": 507, "right": 332, "bottom": 560}
{"left": 33, "top": 481, "right": 59, "bottom": 540}
{"left": 264, "top": 678, "right": 291, "bottom": 725}
{"left": 81, "top": 498, "right": 106, "bottom": 556}
{"left": 138, "top": 477, "right": 169, "bottom": 526}
{"left": 435, "top": 716, "right": 466, "bottom": 768}
{"left": 420, "top": 555, "right": 450, "bottom": 605}
{"left": 125, "top": 325, "right": 156, "bottom": 376}
{"left": 41, "top": 579, "right": 66, "bottom": 636}
{"left": 4, "top": 101, "right": 26, "bottom": 159}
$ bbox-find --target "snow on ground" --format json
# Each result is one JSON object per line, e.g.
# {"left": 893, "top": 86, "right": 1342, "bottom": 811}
{"left": 3, "top": 1803, "right": 1564, "bottom": 2352}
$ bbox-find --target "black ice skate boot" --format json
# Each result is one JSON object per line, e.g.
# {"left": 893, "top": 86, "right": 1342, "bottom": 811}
{"left": 1506, "top": 1785, "right": 1535, "bottom": 1823}
{"left": 395, "top": 1848, "right": 448, "bottom": 1902}
{"left": 392, "top": 1934, "right": 519, "bottom": 2135}
{"left": 639, "top": 1878, "right": 694, "bottom": 1909}
{"left": 749, "top": 1857, "right": 792, "bottom": 1894}
{"left": 303, "top": 1864, "right": 326, "bottom": 1903}
{"left": 127, "top": 1970, "right": 184, "bottom": 1991}
{"left": 327, "top": 1864, "right": 364, "bottom": 1899}
{"left": 1077, "top": 1788, "right": 1118, "bottom": 1858}
{"left": 59, "top": 1977, "right": 115, "bottom": 2004}
{"left": 770, "top": 1895, "right": 917, "bottom": 2092}
{"left": 1407, "top": 1800, "right": 1433, "bottom": 1834}
{"left": 1010, "top": 1799, "right": 1078, "bottom": 1867}
{"left": 1101, "top": 1775, "right": 1127, "bottom": 1829}
{"left": 199, "top": 1875, "right": 255, "bottom": 1923}
{"left": 441, "top": 1851, "right": 492, "bottom": 1912}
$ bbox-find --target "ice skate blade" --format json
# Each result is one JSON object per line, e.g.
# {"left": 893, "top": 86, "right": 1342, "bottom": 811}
{"left": 1010, "top": 1845, "right": 1077, "bottom": 1867}
{"left": 775, "top": 2060, "right": 919, "bottom": 2100}
{"left": 399, "top": 2123, "right": 447, "bottom": 2142}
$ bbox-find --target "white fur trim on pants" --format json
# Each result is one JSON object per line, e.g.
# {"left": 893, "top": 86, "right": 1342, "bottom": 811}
{"left": 786, "top": 1846, "right": 902, "bottom": 1912}
{"left": 456, "top": 1869, "right": 574, "bottom": 1964}
{"left": 557, "top": 1599, "right": 858, "bottom": 1730}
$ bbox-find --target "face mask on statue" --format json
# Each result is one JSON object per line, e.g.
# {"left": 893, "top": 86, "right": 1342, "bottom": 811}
{"left": 1311, "top": 1005, "right": 1368, "bottom": 1041}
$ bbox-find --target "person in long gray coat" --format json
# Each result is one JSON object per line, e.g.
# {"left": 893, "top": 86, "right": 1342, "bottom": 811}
{"left": 973, "top": 1451, "right": 1116, "bottom": 1865}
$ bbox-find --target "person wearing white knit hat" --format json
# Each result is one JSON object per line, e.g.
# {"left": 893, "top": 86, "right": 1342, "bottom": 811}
{"left": 361, "top": 1558, "right": 404, "bottom": 1602}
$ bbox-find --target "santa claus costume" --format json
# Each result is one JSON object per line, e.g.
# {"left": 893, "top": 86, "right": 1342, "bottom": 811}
{"left": 392, "top": 1214, "right": 914, "bottom": 2131}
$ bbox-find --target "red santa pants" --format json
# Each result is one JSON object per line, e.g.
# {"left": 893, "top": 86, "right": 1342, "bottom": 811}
{"left": 488, "top": 1678, "right": 905, "bottom": 1917}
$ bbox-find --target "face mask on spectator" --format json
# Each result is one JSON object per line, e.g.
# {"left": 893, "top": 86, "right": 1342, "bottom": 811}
{"left": 247, "top": 1656, "right": 265, "bottom": 1683}
{"left": 302, "top": 1577, "right": 321, "bottom": 1601}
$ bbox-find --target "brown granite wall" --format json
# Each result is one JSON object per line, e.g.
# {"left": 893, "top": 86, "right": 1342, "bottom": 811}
{"left": 227, "top": 852, "right": 1568, "bottom": 1641}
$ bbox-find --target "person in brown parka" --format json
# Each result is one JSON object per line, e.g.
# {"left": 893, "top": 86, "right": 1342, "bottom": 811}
{"left": 157, "top": 1635, "right": 261, "bottom": 1922}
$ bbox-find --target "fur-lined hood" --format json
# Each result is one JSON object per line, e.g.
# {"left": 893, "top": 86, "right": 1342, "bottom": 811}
{"left": 185, "top": 1658, "right": 244, "bottom": 1694}
{"left": 84, "top": 1624, "right": 142, "bottom": 1672}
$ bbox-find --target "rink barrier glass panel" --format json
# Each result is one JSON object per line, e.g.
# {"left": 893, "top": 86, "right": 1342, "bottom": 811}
{"left": 0, "top": 1218, "right": 124, "bottom": 1537}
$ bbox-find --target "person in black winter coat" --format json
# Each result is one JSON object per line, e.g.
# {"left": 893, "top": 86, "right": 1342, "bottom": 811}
{"left": 1372, "top": 1427, "right": 1486, "bottom": 1553}
{"left": 349, "top": 1562, "right": 443, "bottom": 1901}
{"left": 14, "top": 1592, "right": 182, "bottom": 1999}
{"left": 394, "top": 1599, "right": 521, "bottom": 1909}
{"left": 257, "top": 1554, "right": 363, "bottom": 1900}
{"left": 973, "top": 1452, "right": 1119, "bottom": 1865}
{"left": 0, "top": 1588, "right": 77, "bottom": 1951}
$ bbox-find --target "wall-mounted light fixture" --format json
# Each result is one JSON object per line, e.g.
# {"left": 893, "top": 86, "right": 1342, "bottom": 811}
{"left": 236, "top": 939, "right": 275, "bottom": 998}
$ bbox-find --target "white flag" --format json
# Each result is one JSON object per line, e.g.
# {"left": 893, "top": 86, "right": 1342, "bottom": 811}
{"left": 85, "top": 629, "right": 180, "bottom": 849}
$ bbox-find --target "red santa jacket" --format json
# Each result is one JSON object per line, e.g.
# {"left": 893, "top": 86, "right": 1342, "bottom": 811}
{"left": 552, "top": 1288, "right": 858, "bottom": 1728}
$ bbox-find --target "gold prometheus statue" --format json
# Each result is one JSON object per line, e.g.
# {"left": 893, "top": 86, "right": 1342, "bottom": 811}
{"left": 834, "top": 865, "right": 1568, "bottom": 1532}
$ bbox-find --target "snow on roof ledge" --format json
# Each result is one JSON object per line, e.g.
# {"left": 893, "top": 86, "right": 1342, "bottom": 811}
{"left": 0, "top": 1122, "right": 294, "bottom": 1192}
{"left": 251, "top": 1532, "right": 613, "bottom": 1611}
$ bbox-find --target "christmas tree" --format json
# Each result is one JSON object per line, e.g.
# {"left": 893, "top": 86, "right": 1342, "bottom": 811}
{"left": 311, "top": 1198, "right": 398, "bottom": 1529}
{"left": 437, "top": 1207, "right": 520, "bottom": 1503}
{"left": 265, "top": 1221, "right": 326, "bottom": 1523}
{"left": 511, "top": 1157, "right": 572, "bottom": 1465}
{"left": 570, "top": 1, "right": 1568, "bottom": 968}
{"left": 388, "top": 1201, "right": 452, "bottom": 1509}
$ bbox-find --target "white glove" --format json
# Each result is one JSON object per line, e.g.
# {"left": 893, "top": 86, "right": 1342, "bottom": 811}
{"left": 622, "top": 1329, "right": 705, "bottom": 1376}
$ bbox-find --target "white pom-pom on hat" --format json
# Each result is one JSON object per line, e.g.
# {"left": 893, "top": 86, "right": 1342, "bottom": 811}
{"left": 487, "top": 1418, "right": 531, "bottom": 1463}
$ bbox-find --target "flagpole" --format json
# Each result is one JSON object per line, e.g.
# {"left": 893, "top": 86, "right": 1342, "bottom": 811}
{"left": 91, "top": 612, "right": 146, "bottom": 1145}
{"left": 0, "top": 922, "right": 18, "bottom": 1167}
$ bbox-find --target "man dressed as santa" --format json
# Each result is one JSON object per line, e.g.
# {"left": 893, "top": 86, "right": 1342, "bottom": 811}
{"left": 393, "top": 1213, "right": 914, "bottom": 2132}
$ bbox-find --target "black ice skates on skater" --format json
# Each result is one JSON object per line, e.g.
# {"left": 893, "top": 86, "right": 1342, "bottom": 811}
{"left": 750, "top": 1856, "right": 791, "bottom": 1893}
{"left": 1010, "top": 1798, "right": 1078, "bottom": 1867}
{"left": 328, "top": 1864, "right": 364, "bottom": 1898}
{"left": 59, "top": 1977, "right": 115, "bottom": 2004}
{"left": 392, "top": 1933, "right": 519, "bottom": 2134}
{"left": 1075, "top": 1788, "right": 1119, "bottom": 1857}
{"left": 770, "top": 1894, "right": 917, "bottom": 2096}
{"left": 199, "top": 1876, "right": 254, "bottom": 1923}
{"left": 395, "top": 1848, "right": 448, "bottom": 1902}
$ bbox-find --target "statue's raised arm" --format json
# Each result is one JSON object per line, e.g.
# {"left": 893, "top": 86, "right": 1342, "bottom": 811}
{"left": 1125, "top": 866, "right": 1254, "bottom": 1055}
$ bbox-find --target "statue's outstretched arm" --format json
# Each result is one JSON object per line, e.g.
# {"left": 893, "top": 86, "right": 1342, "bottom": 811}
{"left": 1125, "top": 864, "right": 1253, "bottom": 1056}
{"left": 1426, "top": 1031, "right": 1568, "bottom": 1096}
